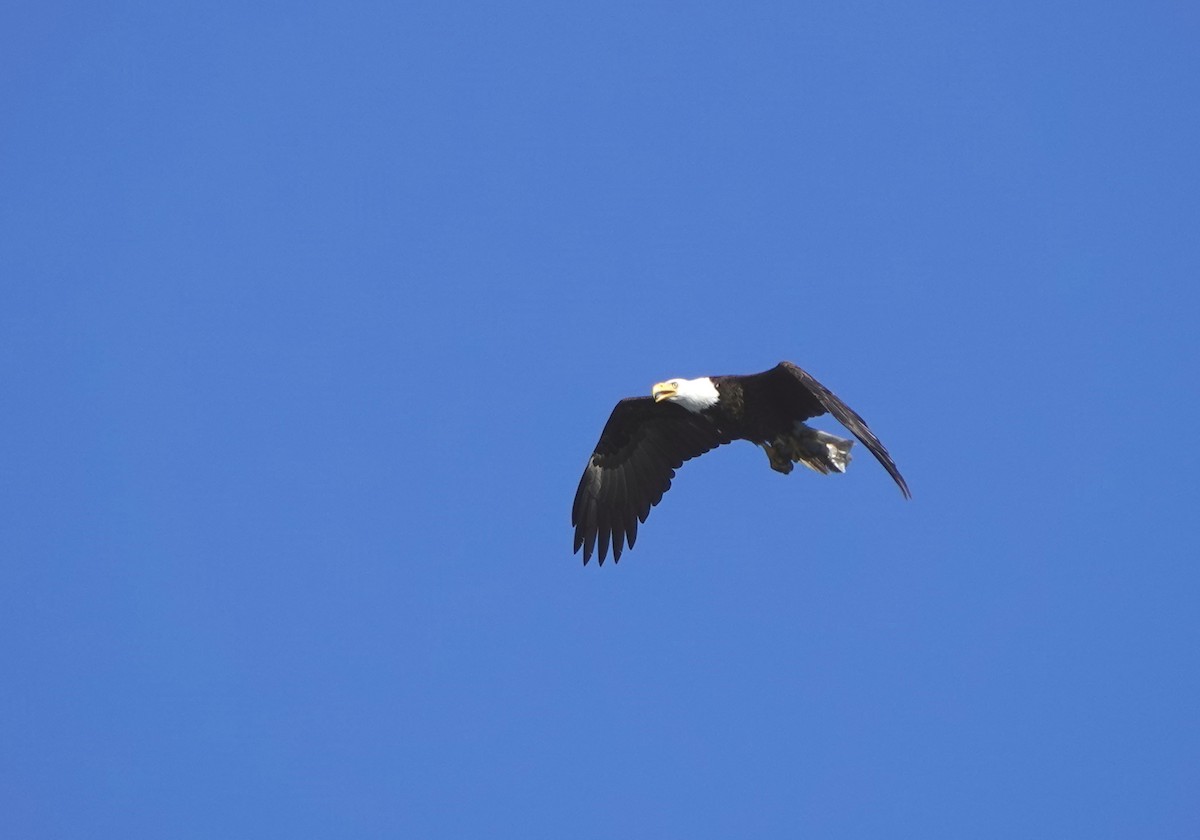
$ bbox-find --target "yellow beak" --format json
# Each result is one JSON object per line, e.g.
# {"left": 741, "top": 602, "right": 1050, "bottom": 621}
{"left": 651, "top": 382, "right": 677, "bottom": 403}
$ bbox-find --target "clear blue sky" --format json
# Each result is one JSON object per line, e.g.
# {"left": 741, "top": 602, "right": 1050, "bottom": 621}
{"left": 3, "top": 1, "right": 1198, "bottom": 837}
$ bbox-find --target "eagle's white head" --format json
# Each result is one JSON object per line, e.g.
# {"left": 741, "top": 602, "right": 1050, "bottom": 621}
{"left": 650, "top": 376, "right": 720, "bottom": 413}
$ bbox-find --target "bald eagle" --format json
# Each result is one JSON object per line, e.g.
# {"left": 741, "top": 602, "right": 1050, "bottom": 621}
{"left": 572, "top": 362, "right": 909, "bottom": 564}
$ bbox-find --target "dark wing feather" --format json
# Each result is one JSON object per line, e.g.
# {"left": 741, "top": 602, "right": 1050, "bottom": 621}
{"left": 572, "top": 397, "right": 730, "bottom": 565}
{"left": 766, "top": 362, "right": 911, "bottom": 499}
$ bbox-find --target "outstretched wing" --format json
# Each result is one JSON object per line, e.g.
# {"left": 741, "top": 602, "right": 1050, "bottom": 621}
{"left": 762, "top": 362, "right": 911, "bottom": 499}
{"left": 572, "top": 397, "right": 732, "bottom": 565}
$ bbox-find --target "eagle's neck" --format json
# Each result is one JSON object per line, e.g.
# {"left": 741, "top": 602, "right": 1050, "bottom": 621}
{"left": 671, "top": 377, "right": 720, "bottom": 413}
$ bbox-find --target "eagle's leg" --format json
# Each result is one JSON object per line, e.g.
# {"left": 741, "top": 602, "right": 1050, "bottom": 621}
{"left": 760, "top": 442, "right": 795, "bottom": 474}
{"left": 764, "top": 425, "right": 855, "bottom": 476}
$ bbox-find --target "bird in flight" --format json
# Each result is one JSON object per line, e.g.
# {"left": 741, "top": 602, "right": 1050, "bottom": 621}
{"left": 572, "top": 362, "right": 909, "bottom": 564}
